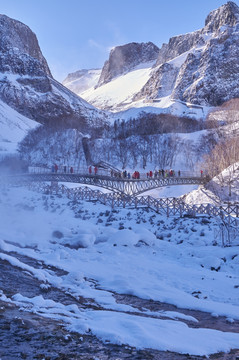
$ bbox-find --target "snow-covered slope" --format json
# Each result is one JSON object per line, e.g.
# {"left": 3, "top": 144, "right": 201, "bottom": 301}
{"left": 72, "top": 58, "right": 210, "bottom": 119}
{"left": 81, "top": 61, "right": 155, "bottom": 112}
{"left": 185, "top": 162, "right": 239, "bottom": 205}
{"left": 0, "top": 98, "right": 38, "bottom": 156}
{"left": 62, "top": 69, "right": 101, "bottom": 95}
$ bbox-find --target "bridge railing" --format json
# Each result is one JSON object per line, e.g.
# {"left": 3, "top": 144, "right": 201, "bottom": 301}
{"left": 25, "top": 181, "right": 238, "bottom": 247}
{"left": 27, "top": 166, "right": 207, "bottom": 180}
{"left": 28, "top": 166, "right": 111, "bottom": 177}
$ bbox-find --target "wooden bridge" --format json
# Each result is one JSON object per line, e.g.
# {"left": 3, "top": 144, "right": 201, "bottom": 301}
{"left": 11, "top": 166, "right": 208, "bottom": 196}
{"left": 28, "top": 182, "right": 239, "bottom": 247}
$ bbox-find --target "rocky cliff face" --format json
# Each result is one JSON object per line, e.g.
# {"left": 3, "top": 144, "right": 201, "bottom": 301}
{"left": 136, "top": 1, "right": 239, "bottom": 107}
{"left": 97, "top": 42, "right": 159, "bottom": 87}
{"left": 0, "top": 14, "right": 51, "bottom": 76}
{"left": 0, "top": 14, "right": 108, "bottom": 129}
{"left": 62, "top": 2, "right": 239, "bottom": 115}
{"left": 204, "top": 1, "right": 239, "bottom": 33}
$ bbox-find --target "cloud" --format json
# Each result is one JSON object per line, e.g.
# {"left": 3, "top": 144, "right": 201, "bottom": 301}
{"left": 88, "top": 39, "right": 107, "bottom": 53}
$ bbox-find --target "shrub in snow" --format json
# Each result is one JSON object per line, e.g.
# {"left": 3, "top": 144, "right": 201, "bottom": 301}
{"left": 52, "top": 230, "right": 64, "bottom": 239}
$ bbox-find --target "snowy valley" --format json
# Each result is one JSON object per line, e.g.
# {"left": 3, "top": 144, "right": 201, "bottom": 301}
{"left": 0, "top": 1, "right": 239, "bottom": 360}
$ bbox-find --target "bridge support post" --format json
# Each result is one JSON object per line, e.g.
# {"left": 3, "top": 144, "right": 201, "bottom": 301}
{"left": 173, "top": 198, "right": 176, "bottom": 216}
{"left": 51, "top": 181, "right": 58, "bottom": 194}
{"left": 156, "top": 199, "right": 159, "bottom": 213}
{"left": 206, "top": 204, "right": 211, "bottom": 216}
{"left": 179, "top": 203, "right": 183, "bottom": 218}
{"left": 166, "top": 199, "right": 169, "bottom": 218}
{"left": 135, "top": 197, "right": 138, "bottom": 209}
{"left": 192, "top": 205, "right": 196, "bottom": 217}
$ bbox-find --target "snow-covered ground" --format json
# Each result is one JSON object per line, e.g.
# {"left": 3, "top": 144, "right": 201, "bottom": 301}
{"left": 75, "top": 55, "right": 212, "bottom": 121}
{"left": 0, "top": 184, "right": 239, "bottom": 357}
{"left": 185, "top": 162, "right": 239, "bottom": 204}
{"left": 81, "top": 62, "right": 154, "bottom": 112}
{"left": 0, "top": 98, "right": 39, "bottom": 157}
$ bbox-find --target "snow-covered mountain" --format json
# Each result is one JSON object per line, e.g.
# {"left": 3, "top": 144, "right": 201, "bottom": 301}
{"left": 0, "top": 13, "right": 110, "bottom": 149}
{"left": 97, "top": 42, "right": 159, "bottom": 87}
{"left": 62, "top": 69, "right": 101, "bottom": 96}
{"left": 63, "top": 2, "right": 239, "bottom": 120}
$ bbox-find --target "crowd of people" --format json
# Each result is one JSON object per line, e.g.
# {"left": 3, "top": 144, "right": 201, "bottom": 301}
{"left": 51, "top": 164, "right": 74, "bottom": 174}
{"left": 146, "top": 169, "right": 180, "bottom": 178}
{"left": 109, "top": 168, "right": 182, "bottom": 179}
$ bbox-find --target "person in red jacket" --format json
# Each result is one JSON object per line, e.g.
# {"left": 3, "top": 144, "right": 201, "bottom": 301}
{"left": 94, "top": 166, "right": 98, "bottom": 175}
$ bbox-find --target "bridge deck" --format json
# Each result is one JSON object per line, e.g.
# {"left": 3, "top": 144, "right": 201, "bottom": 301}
{"left": 13, "top": 168, "right": 208, "bottom": 196}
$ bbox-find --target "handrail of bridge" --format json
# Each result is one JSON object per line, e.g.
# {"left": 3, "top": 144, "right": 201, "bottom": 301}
{"left": 28, "top": 166, "right": 207, "bottom": 180}
{"left": 27, "top": 182, "right": 239, "bottom": 233}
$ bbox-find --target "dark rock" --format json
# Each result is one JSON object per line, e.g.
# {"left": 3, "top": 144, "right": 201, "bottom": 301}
{"left": 97, "top": 42, "right": 159, "bottom": 86}
{"left": 135, "top": 2, "right": 239, "bottom": 107}
{"left": 0, "top": 14, "right": 108, "bottom": 129}
{"left": 52, "top": 230, "right": 64, "bottom": 239}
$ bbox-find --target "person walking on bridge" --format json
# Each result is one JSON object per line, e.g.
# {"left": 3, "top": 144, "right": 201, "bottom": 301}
{"left": 89, "top": 166, "right": 92, "bottom": 175}
{"left": 94, "top": 166, "right": 98, "bottom": 175}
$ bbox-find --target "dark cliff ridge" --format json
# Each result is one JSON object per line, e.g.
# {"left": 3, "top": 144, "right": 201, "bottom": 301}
{"left": 155, "top": 2, "right": 239, "bottom": 67}
{"left": 135, "top": 1, "right": 239, "bottom": 107}
{"left": 97, "top": 41, "right": 159, "bottom": 87}
{"left": 204, "top": 1, "right": 239, "bottom": 33}
{"left": 0, "top": 14, "right": 107, "bottom": 129}
{"left": 0, "top": 14, "right": 51, "bottom": 76}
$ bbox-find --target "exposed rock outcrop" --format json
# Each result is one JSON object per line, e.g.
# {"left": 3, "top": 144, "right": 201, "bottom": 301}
{"left": 0, "top": 14, "right": 108, "bottom": 129}
{"left": 97, "top": 42, "right": 159, "bottom": 87}
{"left": 63, "top": 2, "right": 239, "bottom": 114}
{"left": 0, "top": 14, "right": 51, "bottom": 76}
{"left": 135, "top": 1, "right": 239, "bottom": 106}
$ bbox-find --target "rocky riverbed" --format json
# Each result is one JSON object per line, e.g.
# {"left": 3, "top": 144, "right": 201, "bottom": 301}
{"left": 1, "top": 254, "right": 239, "bottom": 360}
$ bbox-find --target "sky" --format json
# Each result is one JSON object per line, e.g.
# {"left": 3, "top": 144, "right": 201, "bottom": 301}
{"left": 0, "top": 0, "right": 238, "bottom": 81}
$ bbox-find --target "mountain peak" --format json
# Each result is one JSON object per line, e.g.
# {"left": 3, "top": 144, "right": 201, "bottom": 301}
{"left": 204, "top": 1, "right": 239, "bottom": 32}
{"left": 97, "top": 41, "right": 159, "bottom": 87}
{"left": 0, "top": 14, "right": 51, "bottom": 76}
